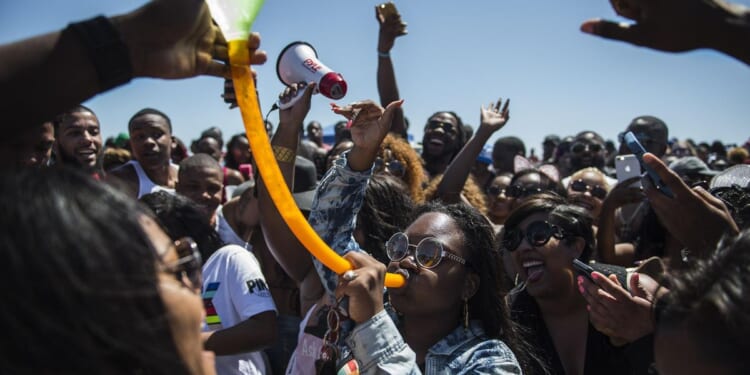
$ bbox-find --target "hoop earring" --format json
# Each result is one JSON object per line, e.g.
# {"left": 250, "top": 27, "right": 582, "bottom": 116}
{"left": 463, "top": 299, "right": 469, "bottom": 329}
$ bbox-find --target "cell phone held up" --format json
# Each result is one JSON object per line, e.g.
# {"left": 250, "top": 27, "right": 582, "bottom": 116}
{"left": 377, "top": 2, "right": 398, "bottom": 20}
{"left": 572, "top": 258, "right": 595, "bottom": 282}
{"left": 623, "top": 131, "right": 674, "bottom": 198}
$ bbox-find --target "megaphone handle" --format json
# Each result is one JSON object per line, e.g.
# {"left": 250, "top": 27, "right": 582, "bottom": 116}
{"left": 276, "top": 87, "right": 315, "bottom": 110}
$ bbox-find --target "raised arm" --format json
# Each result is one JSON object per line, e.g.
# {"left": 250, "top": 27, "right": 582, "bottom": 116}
{"left": 375, "top": 4, "right": 408, "bottom": 139}
{"left": 257, "top": 83, "right": 315, "bottom": 283}
{"left": 596, "top": 177, "right": 644, "bottom": 266}
{"left": 581, "top": 0, "right": 750, "bottom": 66}
{"left": 309, "top": 100, "right": 403, "bottom": 295}
{"left": 0, "top": 0, "right": 266, "bottom": 130}
{"left": 436, "top": 98, "right": 510, "bottom": 204}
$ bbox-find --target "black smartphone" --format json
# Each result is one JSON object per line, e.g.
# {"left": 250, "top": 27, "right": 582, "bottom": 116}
{"left": 572, "top": 258, "right": 595, "bottom": 282}
{"left": 623, "top": 131, "right": 674, "bottom": 198}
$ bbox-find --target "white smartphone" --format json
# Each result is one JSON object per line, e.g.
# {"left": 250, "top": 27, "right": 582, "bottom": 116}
{"left": 615, "top": 154, "right": 642, "bottom": 188}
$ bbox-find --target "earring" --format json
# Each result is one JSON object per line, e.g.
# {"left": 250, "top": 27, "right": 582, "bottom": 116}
{"left": 463, "top": 299, "right": 469, "bottom": 329}
{"left": 514, "top": 273, "right": 520, "bottom": 286}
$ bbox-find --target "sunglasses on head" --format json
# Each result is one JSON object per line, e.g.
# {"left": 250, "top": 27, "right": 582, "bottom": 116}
{"left": 570, "top": 142, "right": 603, "bottom": 154}
{"left": 160, "top": 237, "right": 202, "bottom": 291}
{"left": 385, "top": 232, "right": 466, "bottom": 269}
{"left": 425, "top": 120, "right": 457, "bottom": 135}
{"left": 373, "top": 157, "right": 405, "bottom": 177}
{"left": 570, "top": 179, "right": 608, "bottom": 199}
{"left": 502, "top": 221, "right": 565, "bottom": 252}
{"left": 506, "top": 184, "right": 544, "bottom": 199}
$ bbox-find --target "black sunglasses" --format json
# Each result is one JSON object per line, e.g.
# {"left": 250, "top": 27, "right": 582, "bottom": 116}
{"left": 425, "top": 120, "right": 457, "bottom": 135}
{"left": 487, "top": 185, "right": 508, "bottom": 197}
{"left": 386, "top": 232, "right": 466, "bottom": 269}
{"left": 570, "top": 179, "right": 608, "bottom": 199}
{"left": 507, "top": 184, "right": 544, "bottom": 199}
{"left": 502, "top": 221, "right": 565, "bottom": 252}
{"left": 570, "top": 142, "right": 603, "bottom": 154}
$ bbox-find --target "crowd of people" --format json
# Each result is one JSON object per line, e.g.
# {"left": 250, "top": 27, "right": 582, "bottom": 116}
{"left": 1, "top": 0, "right": 749, "bottom": 374}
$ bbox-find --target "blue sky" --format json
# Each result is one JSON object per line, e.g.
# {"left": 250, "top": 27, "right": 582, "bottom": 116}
{"left": 2, "top": 0, "right": 749, "bottom": 154}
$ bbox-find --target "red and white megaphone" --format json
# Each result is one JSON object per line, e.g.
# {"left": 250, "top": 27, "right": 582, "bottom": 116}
{"left": 275, "top": 41, "right": 347, "bottom": 109}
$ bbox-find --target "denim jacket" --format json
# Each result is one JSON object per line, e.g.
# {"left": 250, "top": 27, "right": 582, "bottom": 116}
{"left": 308, "top": 155, "right": 522, "bottom": 374}
{"left": 308, "top": 154, "right": 371, "bottom": 296}
{"left": 347, "top": 309, "right": 523, "bottom": 374}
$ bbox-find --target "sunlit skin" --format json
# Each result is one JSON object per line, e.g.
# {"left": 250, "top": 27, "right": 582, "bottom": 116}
{"left": 55, "top": 111, "right": 102, "bottom": 171}
{"left": 176, "top": 166, "right": 224, "bottom": 225}
{"left": 567, "top": 170, "right": 608, "bottom": 222}
{"left": 509, "top": 212, "right": 582, "bottom": 299}
{"left": 487, "top": 174, "right": 513, "bottom": 225}
{"left": 129, "top": 114, "right": 173, "bottom": 172}
{"left": 422, "top": 112, "right": 460, "bottom": 160}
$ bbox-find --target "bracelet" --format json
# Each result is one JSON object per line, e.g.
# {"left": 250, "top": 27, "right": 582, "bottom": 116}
{"left": 272, "top": 145, "right": 296, "bottom": 164}
{"left": 67, "top": 16, "right": 133, "bottom": 91}
{"left": 377, "top": 50, "right": 391, "bottom": 58}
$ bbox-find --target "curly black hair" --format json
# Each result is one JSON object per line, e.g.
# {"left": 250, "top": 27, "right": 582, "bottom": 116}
{"left": 655, "top": 229, "right": 750, "bottom": 373}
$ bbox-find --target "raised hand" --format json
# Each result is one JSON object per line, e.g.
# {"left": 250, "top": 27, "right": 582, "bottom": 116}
{"left": 641, "top": 153, "right": 739, "bottom": 259}
{"left": 479, "top": 98, "right": 510, "bottom": 132}
{"left": 579, "top": 271, "right": 655, "bottom": 344}
{"left": 375, "top": 3, "right": 408, "bottom": 53}
{"left": 580, "top": 0, "right": 750, "bottom": 62}
{"left": 279, "top": 82, "right": 316, "bottom": 127}
{"left": 602, "top": 176, "right": 645, "bottom": 211}
{"left": 335, "top": 251, "right": 386, "bottom": 324}
{"left": 119, "top": 0, "right": 267, "bottom": 79}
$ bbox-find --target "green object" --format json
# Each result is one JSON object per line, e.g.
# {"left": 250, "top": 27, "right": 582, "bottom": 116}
{"left": 206, "top": 0, "right": 266, "bottom": 41}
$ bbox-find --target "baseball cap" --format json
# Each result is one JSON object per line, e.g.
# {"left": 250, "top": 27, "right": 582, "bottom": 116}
{"left": 669, "top": 156, "right": 718, "bottom": 177}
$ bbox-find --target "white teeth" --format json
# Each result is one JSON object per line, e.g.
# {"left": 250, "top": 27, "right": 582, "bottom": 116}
{"left": 522, "top": 260, "right": 544, "bottom": 268}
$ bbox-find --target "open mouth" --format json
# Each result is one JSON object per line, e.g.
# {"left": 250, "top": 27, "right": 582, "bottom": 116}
{"left": 522, "top": 259, "right": 545, "bottom": 283}
{"left": 571, "top": 198, "right": 594, "bottom": 211}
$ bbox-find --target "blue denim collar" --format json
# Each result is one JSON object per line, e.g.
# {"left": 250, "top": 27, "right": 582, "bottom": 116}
{"left": 428, "top": 321, "right": 486, "bottom": 356}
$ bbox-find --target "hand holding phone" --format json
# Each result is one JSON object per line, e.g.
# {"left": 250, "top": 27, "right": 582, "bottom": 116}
{"left": 623, "top": 131, "right": 674, "bottom": 198}
{"left": 615, "top": 154, "right": 642, "bottom": 188}
{"left": 572, "top": 258, "right": 595, "bottom": 282}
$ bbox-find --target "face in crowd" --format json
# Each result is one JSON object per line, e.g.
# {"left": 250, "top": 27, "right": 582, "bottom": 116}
{"left": 386, "top": 210, "right": 477, "bottom": 320}
{"left": 422, "top": 112, "right": 462, "bottom": 161}
{"left": 486, "top": 173, "right": 513, "bottom": 225}
{"left": 569, "top": 131, "right": 606, "bottom": 171}
{"left": 306, "top": 121, "right": 323, "bottom": 144}
{"left": 129, "top": 112, "right": 173, "bottom": 171}
{"left": 55, "top": 109, "right": 102, "bottom": 172}
{"left": 566, "top": 169, "right": 609, "bottom": 220}
{"left": 176, "top": 155, "right": 224, "bottom": 220}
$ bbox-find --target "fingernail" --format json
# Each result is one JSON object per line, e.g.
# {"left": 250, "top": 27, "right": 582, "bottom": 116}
{"left": 591, "top": 272, "right": 600, "bottom": 280}
{"left": 580, "top": 22, "right": 594, "bottom": 34}
{"left": 578, "top": 284, "right": 585, "bottom": 294}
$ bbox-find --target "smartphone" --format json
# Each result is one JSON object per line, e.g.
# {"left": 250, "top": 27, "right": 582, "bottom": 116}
{"left": 377, "top": 2, "right": 398, "bottom": 19}
{"left": 572, "top": 259, "right": 595, "bottom": 282}
{"left": 615, "top": 154, "right": 642, "bottom": 188}
{"left": 623, "top": 131, "right": 674, "bottom": 198}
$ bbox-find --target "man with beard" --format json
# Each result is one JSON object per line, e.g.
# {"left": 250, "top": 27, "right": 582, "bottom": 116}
{"left": 562, "top": 130, "right": 617, "bottom": 188}
{"left": 52, "top": 105, "right": 103, "bottom": 178}
{"left": 421, "top": 111, "right": 466, "bottom": 179}
{"left": 108, "top": 108, "right": 178, "bottom": 198}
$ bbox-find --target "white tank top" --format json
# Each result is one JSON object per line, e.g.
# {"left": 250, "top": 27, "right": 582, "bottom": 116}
{"left": 122, "top": 160, "right": 176, "bottom": 198}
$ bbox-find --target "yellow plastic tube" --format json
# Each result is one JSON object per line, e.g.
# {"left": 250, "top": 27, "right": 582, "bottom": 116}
{"left": 228, "top": 40, "right": 404, "bottom": 288}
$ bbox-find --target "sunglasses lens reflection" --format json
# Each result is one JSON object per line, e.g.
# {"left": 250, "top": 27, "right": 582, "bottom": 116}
{"left": 416, "top": 238, "right": 442, "bottom": 268}
{"left": 386, "top": 233, "right": 409, "bottom": 261}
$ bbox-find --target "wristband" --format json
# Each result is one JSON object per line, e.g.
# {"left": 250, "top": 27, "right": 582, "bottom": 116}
{"left": 272, "top": 145, "right": 296, "bottom": 164}
{"left": 68, "top": 16, "right": 133, "bottom": 91}
{"left": 377, "top": 50, "right": 391, "bottom": 58}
